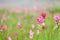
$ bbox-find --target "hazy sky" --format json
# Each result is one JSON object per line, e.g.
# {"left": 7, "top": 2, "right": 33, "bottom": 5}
{"left": 0, "top": 0, "right": 54, "bottom": 5}
{"left": 0, "top": 0, "right": 60, "bottom": 8}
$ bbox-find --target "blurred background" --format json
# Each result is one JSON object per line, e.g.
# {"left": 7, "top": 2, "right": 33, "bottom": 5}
{"left": 0, "top": 0, "right": 60, "bottom": 40}
{"left": 0, "top": 0, "right": 60, "bottom": 9}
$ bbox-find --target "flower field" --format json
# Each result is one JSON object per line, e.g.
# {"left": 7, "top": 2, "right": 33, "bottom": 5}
{"left": 0, "top": 6, "right": 60, "bottom": 40}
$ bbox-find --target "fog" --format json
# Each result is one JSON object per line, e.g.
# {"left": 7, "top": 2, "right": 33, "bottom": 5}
{"left": 0, "top": 0, "right": 60, "bottom": 8}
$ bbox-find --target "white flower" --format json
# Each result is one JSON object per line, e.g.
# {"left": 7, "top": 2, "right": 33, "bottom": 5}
{"left": 41, "top": 22, "right": 45, "bottom": 26}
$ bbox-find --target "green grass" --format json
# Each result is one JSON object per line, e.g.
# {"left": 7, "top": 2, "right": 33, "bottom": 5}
{"left": 0, "top": 9, "right": 60, "bottom": 40}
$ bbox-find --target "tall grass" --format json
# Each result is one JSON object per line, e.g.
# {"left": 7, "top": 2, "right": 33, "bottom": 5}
{"left": 0, "top": 8, "right": 60, "bottom": 40}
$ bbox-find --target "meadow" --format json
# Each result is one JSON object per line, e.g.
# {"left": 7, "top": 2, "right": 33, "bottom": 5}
{"left": 0, "top": 6, "right": 60, "bottom": 40}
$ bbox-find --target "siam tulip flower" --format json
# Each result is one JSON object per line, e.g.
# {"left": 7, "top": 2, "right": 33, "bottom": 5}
{"left": 53, "top": 15, "right": 60, "bottom": 30}
{"left": 33, "top": 6, "right": 41, "bottom": 13}
{"left": 18, "top": 23, "right": 23, "bottom": 30}
{"left": 37, "top": 16, "right": 44, "bottom": 24}
{"left": 2, "top": 13, "right": 7, "bottom": 19}
{"left": 34, "top": 6, "right": 39, "bottom": 11}
{"left": 0, "top": 25, "right": 5, "bottom": 32}
{"left": 53, "top": 15, "right": 60, "bottom": 22}
{"left": 37, "top": 13, "right": 46, "bottom": 24}
{"left": 36, "top": 29, "right": 39, "bottom": 35}
{"left": 34, "top": 6, "right": 38, "bottom": 11}
{"left": 14, "top": 32, "right": 18, "bottom": 38}
{"left": 29, "top": 30, "right": 34, "bottom": 39}
{"left": 41, "top": 13, "right": 46, "bottom": 19}
{"left": 23, "top": 7, "right": 28, "bottom": 14}
{"left": 15, "top": 9, "right": 20, "bottom": 14}
{"left": 8, "top": 36, "right": 12, "bottom": 40}
{"left": 37, "top": 13, "right": 46, "bottom": 29}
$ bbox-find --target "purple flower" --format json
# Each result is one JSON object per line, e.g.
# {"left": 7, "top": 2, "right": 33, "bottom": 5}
{"left": 53, "top": 15, "right": 60, "bottom": 22}
{"left": 8, "top": 37, "right": 12, "bottom": 40}
{"left": 29, "top": 30, "right": 34, "bottom": 39}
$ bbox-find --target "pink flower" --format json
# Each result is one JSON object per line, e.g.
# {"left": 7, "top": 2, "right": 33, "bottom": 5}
{"left": 18, "top": 23, "right": 23, "bottom": 30}
{"left": 2, "top": 13, "right": 7, "bottom": 19}
{"left": 37, "top": 16, "right": 44, "bottom": 24}
{"left": 29, "top": 30, "right": 34, "bottom": 39}
{"left": 14, "top": 32, "right": 18, "bottom": 38}
{"left": 23, "top": 7, "right": 28, "bottom": 14}
{"left": 0, "top": 25, "right": 5, "bottom": 32}
{"left": 41, "top": 13, "right": 46, "bottom": 19}
{"left": 15, "top": 9, "right": 20, "bottom": 14}
{"left": 53, "top": 15, "right": 60, "bottom": 22}
{"left": 34, "top": 6, "right": 39, "bottom": 11}
{"left": 33, "top": 6, "right": 41, "bottom": 13}
{"left": 8, "top": 37, "right": 12, "bottom": 40}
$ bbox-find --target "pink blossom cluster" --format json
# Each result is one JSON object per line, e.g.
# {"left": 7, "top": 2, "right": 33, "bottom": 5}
{"left": 37, "top": 13, "right": 46, "bottom": 24}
